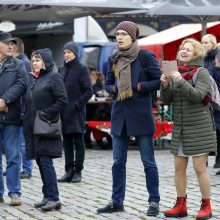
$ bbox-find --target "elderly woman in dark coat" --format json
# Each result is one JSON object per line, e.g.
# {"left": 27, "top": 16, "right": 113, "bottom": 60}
{"left": 57, "top": 41, "right": 92, "bottom": 183}
{"left": 161, "top": 38, "right": 216, "bottom": 220}
{"left": 23, "top": 48, "right": 67, "bottom": 211}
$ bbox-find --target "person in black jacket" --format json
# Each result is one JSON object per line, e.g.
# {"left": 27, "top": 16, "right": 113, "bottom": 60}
{"left": 57, "top": 41, "right": 92, "bottom": 183}
{"left": 214, "top": 49, "right": 220, "bottom": 175}
{"left": 23, "top": 48, "right": 68, "bottom": 211}
{"left": 201, "top": 34, "right": 220, "bottom": 168}
{"left": 0, "top": 32, "right": 28, "bottom": 206}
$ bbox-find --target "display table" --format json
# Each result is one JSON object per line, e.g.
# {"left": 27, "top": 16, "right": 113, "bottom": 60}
{"left": 87, "top": 120, "right": 173, "bottom": 141}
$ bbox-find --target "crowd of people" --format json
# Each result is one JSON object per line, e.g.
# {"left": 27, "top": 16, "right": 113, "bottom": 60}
{"left": 0, "top": 20, "right": 220, "bottom": 220}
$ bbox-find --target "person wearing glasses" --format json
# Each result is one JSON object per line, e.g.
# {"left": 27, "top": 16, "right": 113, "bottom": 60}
{"left": 96, "top": 21, "right": 162, "bottom": 216}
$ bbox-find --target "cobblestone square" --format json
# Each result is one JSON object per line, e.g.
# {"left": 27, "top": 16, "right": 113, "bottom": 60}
{"left": 1, "top": 149, "right": 219, "bottom": 220}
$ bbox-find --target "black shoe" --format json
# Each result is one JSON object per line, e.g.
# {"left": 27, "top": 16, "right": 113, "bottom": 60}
{"left": 41, "top": 200, "right": 61, "bottom": 211}
{"left": 213, "top": 162, "right": 220, "bottom": 168}
{"left": 0, "top": 196, "right": 4, "bottom": 203}
{"left": 57, "top": 170, "right": 74, "bottom": 183}
{"left": 147, "top": 202, "right": 159, "bottom": 216}
{"left": 71, "top": 172, "right": 82, "bottom": 183}
{"left": 216, "top": 169, "right": 220, "bottom": 175}
{"left": 20, "top": 171, "right": 32, "bottom": 179}
{"left": 34, "top": 197, "right": 48, "bottom": 208}
{"left": 97, "top": 201, "right": 124, "bottom": 214}
{"left": 3, "top": 171, "right": 6, "bottom": 176}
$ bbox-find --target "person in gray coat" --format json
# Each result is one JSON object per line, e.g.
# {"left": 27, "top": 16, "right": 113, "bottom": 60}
{"left": 161, "top": 38, "right": 216, "bottom": 220}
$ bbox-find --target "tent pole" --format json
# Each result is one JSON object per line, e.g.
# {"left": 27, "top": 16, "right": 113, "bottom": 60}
{"left": 200, "top": 16, "right": 207, "bottom": 37}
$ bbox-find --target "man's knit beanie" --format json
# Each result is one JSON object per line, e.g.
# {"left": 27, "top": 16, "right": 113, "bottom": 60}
{"left": 115, "top": 21, "right": 139, "bottom": 41}
{"left": 63, "top": 41, "right": 79, "bottom": 57}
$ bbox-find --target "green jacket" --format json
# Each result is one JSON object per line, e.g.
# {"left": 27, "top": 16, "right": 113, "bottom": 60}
{"left": 160, "top": 59, "right": 216, "bottom": 155}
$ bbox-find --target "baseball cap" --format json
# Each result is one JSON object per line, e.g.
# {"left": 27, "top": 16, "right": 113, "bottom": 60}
{"left": 0, "top": 32, "right": 16, "bottom": 43}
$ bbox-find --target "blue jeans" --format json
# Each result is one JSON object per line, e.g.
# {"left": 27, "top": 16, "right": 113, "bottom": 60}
{"left": 36, "top": 155, "right": 59, "bottom": 201}
{"left": 0, "top": 124, "right": 21, "bottom": 197}
{"left": 112, "top": 132, "right": 160, "bottom": 205}
{"left": 20, "top": 127, "right": 32, "bottom": 174}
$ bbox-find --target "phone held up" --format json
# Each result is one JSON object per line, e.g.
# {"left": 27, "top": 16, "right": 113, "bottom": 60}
{"left": 162, "top": 60, "right": 178, "bottom": 76}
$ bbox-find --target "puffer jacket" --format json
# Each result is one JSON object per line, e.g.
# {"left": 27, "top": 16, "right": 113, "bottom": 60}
{"left": 160, "top": 58, "right": 216, "bottom": 155}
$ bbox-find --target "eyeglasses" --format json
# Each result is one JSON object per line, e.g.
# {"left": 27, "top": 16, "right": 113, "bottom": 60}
{"left": 114, "top": 32, "right": 129, "bottom": 37}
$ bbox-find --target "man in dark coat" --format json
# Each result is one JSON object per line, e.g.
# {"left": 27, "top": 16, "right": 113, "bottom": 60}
{"left": 0, "top": 32, "right": 28, "bottom": 206}
{"left": 97, "top": 21, "right": 161, "bottom": 216}
{"left": 58, "top": 41, "right": 92, "bottom": 183}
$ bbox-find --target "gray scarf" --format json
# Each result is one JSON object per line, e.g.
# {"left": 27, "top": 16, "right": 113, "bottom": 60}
{"left": 112, "top": 41, "right": 140, "bottom": 101}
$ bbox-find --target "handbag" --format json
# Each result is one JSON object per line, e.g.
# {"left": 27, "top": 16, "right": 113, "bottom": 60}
{"left": 30, "top": 90, "right": 62, "bottom": 138}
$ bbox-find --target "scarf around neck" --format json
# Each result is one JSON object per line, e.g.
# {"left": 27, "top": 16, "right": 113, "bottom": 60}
{"left": 178, "top": 65, "right": 198, "bottom": 80}
{"left": 112, "top": 41, "right": 140, "bottom": 101}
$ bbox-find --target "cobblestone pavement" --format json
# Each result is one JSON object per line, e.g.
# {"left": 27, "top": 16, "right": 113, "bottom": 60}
{"left": 1, "top": 148, "right": 220, "bottom": 220}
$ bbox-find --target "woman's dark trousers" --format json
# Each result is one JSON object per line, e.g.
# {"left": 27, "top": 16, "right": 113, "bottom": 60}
{"left": 63, "top": 133, "right": 85, "bottom": 173}
{"left": 36, "top": 155, "right": 59, "bottom": 201}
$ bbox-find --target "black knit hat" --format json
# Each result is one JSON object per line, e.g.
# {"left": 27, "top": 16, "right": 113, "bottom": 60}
{"left": 115, "top": 21, "right": 139, "bottom": 41}
{"left": 63, "top": 41, "right": 79, "bottom": 57}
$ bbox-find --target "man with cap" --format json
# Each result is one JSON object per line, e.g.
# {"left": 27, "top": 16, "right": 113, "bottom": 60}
{"left": 0, "top": 32, "right": 28, "bottom": 205}
{"left": 96, "top": 21, "right": 161, "bottom": 216}
{"left": 57, "top": 41, "right": 92, "bottom": 183}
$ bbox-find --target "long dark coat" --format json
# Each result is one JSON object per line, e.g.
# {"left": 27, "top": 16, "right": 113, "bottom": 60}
{"left": 59, "top": 58, "right": 93, "bottom": 134}
{"left": 23, "top": 49, "right": 68, "bottom": 159}
{"left": 105, "top": 50, "right": 162, "bottom": 136}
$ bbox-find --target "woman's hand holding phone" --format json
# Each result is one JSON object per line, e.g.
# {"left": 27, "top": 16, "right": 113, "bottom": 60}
{"left": 160, "top": 73, "right": 170, "bottom": 88}
{"left": 170, "top": 71, "right": 182, "bottom": 84}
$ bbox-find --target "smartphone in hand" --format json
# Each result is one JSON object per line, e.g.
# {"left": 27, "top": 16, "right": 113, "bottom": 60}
{"left": 162, "top": 60, "right": 178, "bottom": 76}
{"left": 169, "top": 60, "right": 178, "bottom": 72}
{"left": 162, "top": 60, "right": 171, "bottom": 76}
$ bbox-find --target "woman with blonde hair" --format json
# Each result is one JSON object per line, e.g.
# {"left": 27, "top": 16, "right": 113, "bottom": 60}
{"left": 160, "top": 38, "right": 216, "bottom": 220}
{"left": 201, "top": 34, "right": 220, "bottom": 169}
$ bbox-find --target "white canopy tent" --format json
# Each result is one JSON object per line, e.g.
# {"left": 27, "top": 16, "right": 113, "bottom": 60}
{"left": 0, "top": 0, "right": 142, "bottom": 22}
